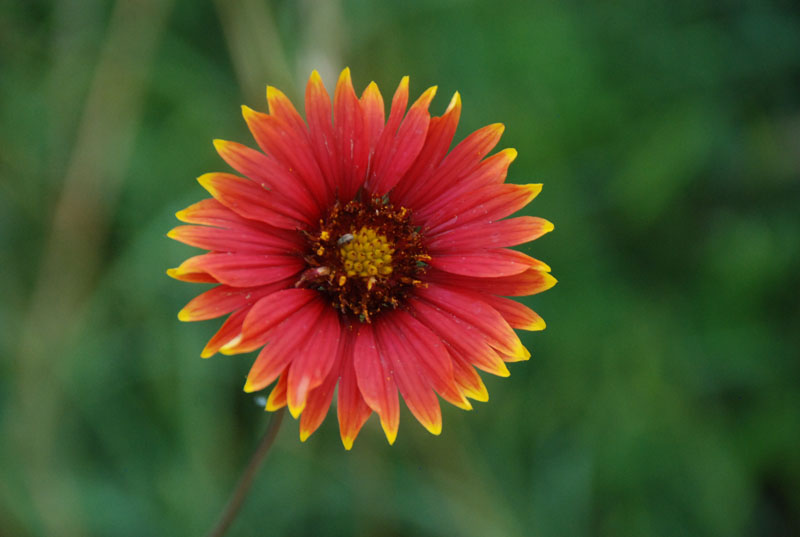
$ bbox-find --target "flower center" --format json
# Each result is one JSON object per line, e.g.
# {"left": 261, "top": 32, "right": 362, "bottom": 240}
{"left": 298, "top": 196, "right": 429, "bottom": 321}
{"left": 340, "top": 226, "right": 394, "bottom": 278}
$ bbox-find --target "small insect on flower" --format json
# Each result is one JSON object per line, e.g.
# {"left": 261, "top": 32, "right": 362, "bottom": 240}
{"left": 337, "top": 233, "right": 355, "bottom": 245}
{"left": 168, "top": 69, "right": 556, "bottom": 449}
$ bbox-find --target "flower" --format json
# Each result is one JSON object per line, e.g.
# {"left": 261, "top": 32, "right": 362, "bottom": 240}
{"left": 168, "top": 69, "right": 556, "bottom": 449}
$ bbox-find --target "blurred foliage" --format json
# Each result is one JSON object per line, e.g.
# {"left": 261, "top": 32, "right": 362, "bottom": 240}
{"left": 2, "top": 0, "right": 800, "bottom": 536}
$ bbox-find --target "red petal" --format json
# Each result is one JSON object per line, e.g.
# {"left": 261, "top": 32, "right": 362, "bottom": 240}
{"left": 422, "top": 182, "right": 540, "bottom": 234}
{"left": 415, "top": 284, "right": 529, "bottom": 360}
{"left": 392, "top": 92, "right": 462, "bottom": 202}
{"left": 305, "top": 70, "right": 339, "bottom": 201}
{"left": 375, "top": 315, "right": 442, "bottom": 435}
{"left": 360, "top": 81, "right": 385, "bottom": 166}
{"left": 427, "top": 216, "right": 554, "bottom": 252}
{"left": 379, "top": 77, "right": 409, "bottom": 137}
{"left": 333, "top": 68, "right": 368, "bottom": 200}
{"left": 337, "top": 332, "right": 373, "bottom": 449}
{"left": 177, "top": 280, "right": 292, "bottom": 322}
{"left": 480, "top": 294, "right": 546, "bottom": 331}
{"left": 457, "top": 146, "right": 518, "bottom": 188}
{"left": 400, "top": 123, "right": 504, "bottom": 210}
{"left": 175, "top": 198, "right": 243, "bottom": 228}
{"left": 353, "top": 322, "right": 400, "bottom": 444}
{"left": 391, "top": 311, "right": 471, "bottom": 409}
{"left": 232, "top": 288, "right": 321, "bottom": 353}
{"left": 298, "top": 328, "right": 347, "bottom": 442}
{"left": 167, "top": 224, "right": 300, "bottom": 254}
{"left": 168, "top": 253, "right": 304, "bottom": 288}
{"left": 409, "top": 297, "right": 510, "bottom": 377}
{"left": 241, "top": 106, "right": 328, "bottom": 208}
{"left": 175, "top": 199, "right": 284, "bottom": 238}
{"left": 287, "top": 307, "right": 342, "bottom": 418}
{"left": 368, "top": 76, "right": 409, "bottom": 191}
{"left": 265, "top": 373, "right": 288, "bottom": 410}
{"left": 426, "top": 267, "right": 557, "bottom": 297}
{"left": 200, "top": 308, "right": 248, "bottom": 358}
{"left": 368, "top": 86, "right": 436, "bottom": 195}
{"left": 197, "top": 172, "right": 310, "bottom": 229}
{"left": 266, "top": 85, "right": 307, "bottom": 134}
{"left": 213, "top": 139, "right": 319, "bottom": 217}
{"left": 244, "top": 298, "right": 326, "bottom": 392}
{"left": 429, "top": 249, "right": 543, "bottom": 278}
{"left": 449, "top": 351, "right": 489, "bottom": 402}
{"left": 417, "top": 147, "right": 518, "bottom": 217}
{"left": 166, "top": 266, "right": 217, "bottom": 283}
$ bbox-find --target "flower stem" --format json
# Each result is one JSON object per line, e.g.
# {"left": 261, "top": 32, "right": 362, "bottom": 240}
{"left": 204, "top": 408, "right": 285, "bottom": 537}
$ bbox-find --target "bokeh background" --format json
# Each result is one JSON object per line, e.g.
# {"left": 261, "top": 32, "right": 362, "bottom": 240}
{"left": 2, "top": 0, "right": 799, "bottom": 535}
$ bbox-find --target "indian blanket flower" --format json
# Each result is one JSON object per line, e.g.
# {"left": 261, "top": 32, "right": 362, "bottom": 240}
{"left": 168, "top": 69, "right": 556, "bottom": 449}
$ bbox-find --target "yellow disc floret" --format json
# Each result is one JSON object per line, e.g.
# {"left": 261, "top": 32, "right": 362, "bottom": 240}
{"left": 339, "top": 226, "right": 394, "bottom": 278}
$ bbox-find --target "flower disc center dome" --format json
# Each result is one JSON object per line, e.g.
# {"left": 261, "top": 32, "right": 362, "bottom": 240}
{"left": 339, "top": 226, "right": 394, "bottom": 278}
{"left": 300, "top": 195, "right": 429, "bottom": 321}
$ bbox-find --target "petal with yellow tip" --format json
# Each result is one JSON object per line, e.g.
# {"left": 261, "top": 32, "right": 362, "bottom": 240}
{"left": 265, "top": 374, "right": 288, "bottom": 411}
{"left": 353, "top": 323, "right": 400, "bottom": 445}
{"left": 368, "top": 86, "right": 437, "bottom": 195}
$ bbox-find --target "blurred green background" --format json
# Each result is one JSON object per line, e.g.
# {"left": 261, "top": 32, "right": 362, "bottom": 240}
{"left": 2, "top": 0, "right": 799, "bottom": 535}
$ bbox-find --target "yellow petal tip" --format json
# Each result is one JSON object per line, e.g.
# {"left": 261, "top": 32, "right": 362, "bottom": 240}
{"left": 219, "top": 334, "right": 242, "bottom": 352}
{"left": 526, "top": 317, "right": 547, "bottom": 331}
{"left": 241, "top": 104, "right": 257, "bottom": 120}
{"left": 288, "top": 401, "right": 304, "bottom": 420}
{"left": 454, "top": 398, "right": 473, "bottom": 411}
{"left": 266, "top": 86, "right": 289, "bottom": 112}
{"left": 470, "top": 389, "right": 490, "bottom": 402}
{"left": 338, "top": 67, "right": 352, "bottom": 84}
{"left": 196, "top": 174, "right": 219, "bottom": 196}
{"left": 525, "top": 183, "right": 542, "bottom": 197}
{"left": 424, "top": 421, "right": 442, "bottom": 436}
{"left": 461, "top": 375, "right": 490, "bottom": 401}
{"left": 265, "top": 401, "right": 282, "bottom": 412}
{"left": 341, "top": 435, "right": 355, "bottom": 450}
{"left": 543, "top": 273, "right": 558, "bottom": 291}
{"left": 446, "top": 91, "right": 461, "bottom": 113}
{"left": 381, "top": 421, "right": 398, "bottom": 445}
{"left": 166, "top": 228, "right": 179, "bottom": 240}
{"left": 422, "top": 85, "right": 438, "bottom": 101}
{"left": 243, "top": 378, "right": 258, "bottom": 393}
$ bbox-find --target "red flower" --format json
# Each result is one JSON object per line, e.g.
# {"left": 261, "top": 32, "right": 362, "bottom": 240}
{"left": 168, "top": 69, "right": 556, "bottom": 448}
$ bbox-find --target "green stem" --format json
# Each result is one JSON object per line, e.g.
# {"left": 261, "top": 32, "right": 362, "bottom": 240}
{"left": 204, "top": 408, "right": 285, "bottom": 537}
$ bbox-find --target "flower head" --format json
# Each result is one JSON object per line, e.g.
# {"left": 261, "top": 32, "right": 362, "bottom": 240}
{"left": 168, "top": 69, "right": 556, "bottom": 448}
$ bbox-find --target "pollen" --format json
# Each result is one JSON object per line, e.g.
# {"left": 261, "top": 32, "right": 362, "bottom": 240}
{"left": 339, "top": 226, "right": 394, "bottom": 278}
